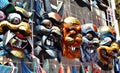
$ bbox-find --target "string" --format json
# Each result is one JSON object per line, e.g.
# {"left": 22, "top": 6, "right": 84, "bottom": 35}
{"left": 0, "top": 54, "right": 113, "bottom": 73}
{"left": 33, "top": 58, "right": 37, "bottom": 73}
{"left": 0, "top": 58, "right": 112, "bottom": 73}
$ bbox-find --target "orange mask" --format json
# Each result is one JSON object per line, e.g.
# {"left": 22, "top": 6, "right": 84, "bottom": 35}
{"left": 62, "top": 17, "right": 82, "bottom": 58}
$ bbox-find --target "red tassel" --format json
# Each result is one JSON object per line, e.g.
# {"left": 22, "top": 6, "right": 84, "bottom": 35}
{"left": 58, "top": 63, "right": 64, "bottom": 73}
{"left": 66, "top": 66, "right": 71, "bottom": 73}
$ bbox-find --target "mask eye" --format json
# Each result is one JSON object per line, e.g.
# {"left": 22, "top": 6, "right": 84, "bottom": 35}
{"left": 12, "top": 17, "right": 20, "bottom": 24}
{"left": 7, "top": 13, "right": 22, "bottom": 24}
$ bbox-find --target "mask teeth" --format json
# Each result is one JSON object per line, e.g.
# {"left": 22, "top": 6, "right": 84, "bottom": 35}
{"left": 11, "top": 36, "right": 28, "bottom": 49}
{"left": 68, "top": 46, "right": 76, "bottom": 51}
{"left": 27, "top": 36, "right": 33, "bottom": 48}
{"left": 3, "top": 30, "right": 15, "bottom": 45}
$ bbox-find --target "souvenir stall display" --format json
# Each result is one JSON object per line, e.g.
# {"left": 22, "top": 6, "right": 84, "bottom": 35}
{"left": 0, "top": 0, "right": 119, "bottom": 73}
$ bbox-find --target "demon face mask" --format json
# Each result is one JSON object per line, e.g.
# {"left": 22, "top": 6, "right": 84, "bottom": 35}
{"left": 62, "top": 17, "right": 82, "bottom": 58}
{"left": 34, "top": 12, "right": 62, "bottom": 63}
{"left": 97, "top": 26, "right": 119, "bottom": 70}
{"left": 80, "top": 23, "right": 99, "bottom": 62}
{"left": 0, "top": 4, "right": 32, "bottom": 60}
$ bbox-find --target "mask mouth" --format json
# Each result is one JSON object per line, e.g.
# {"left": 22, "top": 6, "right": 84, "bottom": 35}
{"left": 3, "top": 30, "right": 32, "bottom": 57}
{"left": 66, "top": 40, "right": 81, "bottom": 53}
{"left": 85, "top": 47, "right": 95, "bottom": 54}
{"left": 65, "top": 35, "right": 82, "bottom": 45}
{"left": 8, "top": 36, "right": 28, "bottom": 50}
{"left": 99, "top": 49, "right": 114, "bottom": 63}
{"left": 68, "top": 46, "right": 80, "bottom": 52}
{"left": 39, "top": 35, "right": 59, "bottom": 59}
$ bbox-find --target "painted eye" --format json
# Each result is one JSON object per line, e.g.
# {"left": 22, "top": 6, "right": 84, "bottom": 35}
{"left": 7, "top": 13, "right": 22, "bottom": 24}
{"left": 12, "top": 17, "right": 20, "bottom": 24}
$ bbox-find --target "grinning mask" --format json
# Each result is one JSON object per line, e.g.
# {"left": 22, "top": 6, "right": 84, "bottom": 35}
{"left": 97, "top": 26, "right": 119, "bottom": 70}
{"left": 62, "top": 17, "right": 82, "bottom": 58}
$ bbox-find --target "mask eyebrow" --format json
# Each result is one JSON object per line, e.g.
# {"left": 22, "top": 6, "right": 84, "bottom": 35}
{"left": 23, "top": 18, "right": 29, "bottom": 22}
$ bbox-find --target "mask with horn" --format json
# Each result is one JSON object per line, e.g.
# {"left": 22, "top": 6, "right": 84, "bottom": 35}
{"left": 0, "top": 3, "right": 32, "bottom": 61}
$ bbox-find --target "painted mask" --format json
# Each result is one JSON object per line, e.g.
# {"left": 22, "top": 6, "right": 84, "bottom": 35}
{"left": 0, "top": 4, "right": 32, "bottom": 59}
{"left": 80, "top": 23, "right": 99, "bottom": 62}
{"left": 97, "top": 26, "right": 119, "bottom": 70}
{"left": 34, "top": 12, "right": 62, "bottom": 62}
{"left": 62, "top": 17, "right": 82, "bottom": 58}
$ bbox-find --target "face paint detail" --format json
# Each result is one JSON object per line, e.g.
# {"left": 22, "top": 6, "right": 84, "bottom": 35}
{"left": 7, "top": 13, "right": 22, "bottom": 24}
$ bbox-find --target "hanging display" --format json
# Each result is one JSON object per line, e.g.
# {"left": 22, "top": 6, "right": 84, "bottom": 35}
{"left": 0, "top": 0, "right": 119, "bottom": 73}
